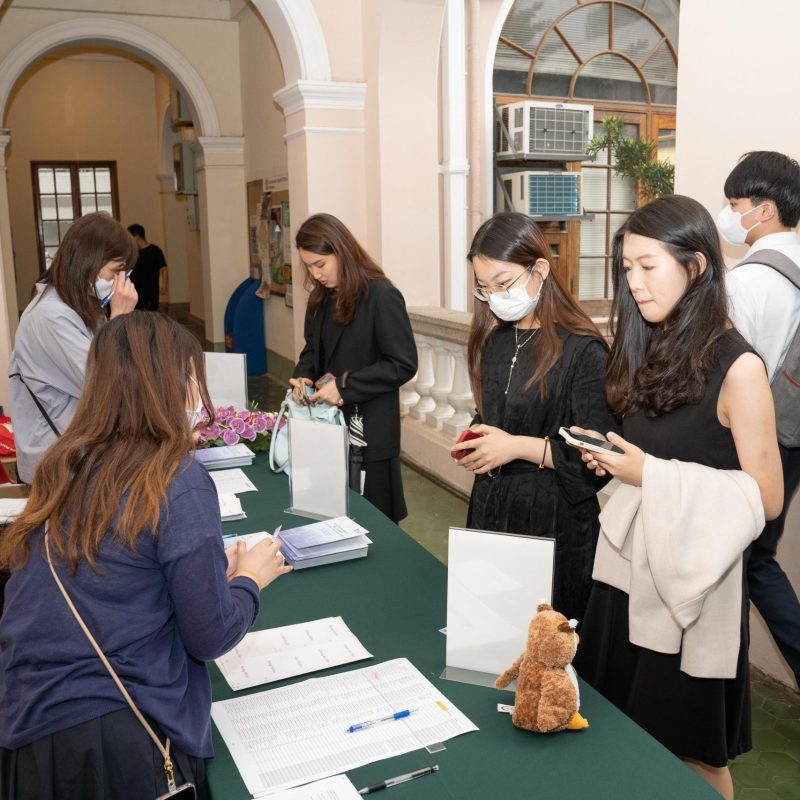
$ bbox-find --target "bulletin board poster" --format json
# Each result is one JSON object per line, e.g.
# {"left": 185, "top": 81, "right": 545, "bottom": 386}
{"left": 246, "top": 180, "right": 292, "bottom": 297}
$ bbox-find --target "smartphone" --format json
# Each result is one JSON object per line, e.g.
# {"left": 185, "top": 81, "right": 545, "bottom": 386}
{"left": 558, "top": 426, "right": 624, "bottom": 456}
{"left": 315, "top": 373, "right": 336, "bottom": 390}
{"left": 451, "top": 429, "right": 483, "bottom": 460}
{"left": 155, "top": 782, "right": 197, "bottom": 800}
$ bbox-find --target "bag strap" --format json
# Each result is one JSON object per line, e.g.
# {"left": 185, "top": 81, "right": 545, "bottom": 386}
{"left": 44, "top": 527, "right": 178, "bottom": 794}
{"left": 734, "top": 249, "right": 800, "bottom": 292}
{"left": 8, "top": 373, "right": 61, "bottom": 437}
{"left": 268, "top": 397, "right": 291, "bottom": 472}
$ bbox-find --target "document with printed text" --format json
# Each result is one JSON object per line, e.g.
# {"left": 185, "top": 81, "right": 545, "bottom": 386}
{"left": 211, "top": 658, "right": 478, "bottom": 796}
{"left": 256, "top": 774, "right": 361, "bottom": 800}
{"left": 210, "top": 468, "right": 258, "bottom": 495}
{"left": 215, "top": 616, "right": 372, "bottom": 691}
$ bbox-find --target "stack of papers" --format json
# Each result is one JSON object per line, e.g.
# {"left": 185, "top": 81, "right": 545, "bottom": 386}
{"left": 0, "top": 497, "right": 27, "bottom": 525}
{"left": 195, "top": 443, "right": 255, "bottom": 470}
{"left": 215, "top": 616, "right": 372, "bottom": 690}
{"left": 211, "top": 658, "right": 478, "bottom": 796}
{"left": 278, "top": 517, "right": 371, "bottom": 570}
{"left": 219, "top": 493, "right": 246, "bottom": 522}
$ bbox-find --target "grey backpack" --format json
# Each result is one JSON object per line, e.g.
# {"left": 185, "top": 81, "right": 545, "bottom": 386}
{"left": 734, "top": 249, "right": 800, "bottom": 447}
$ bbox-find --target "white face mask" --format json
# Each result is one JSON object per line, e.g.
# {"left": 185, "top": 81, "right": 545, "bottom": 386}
{"left": 187, "top": 376, "right": 204, "bottom": 429}
{"left": 487, "top": 271, "right": 543, "bottom": 322}
{"left": 93, "top": 276, "right": 114, "bottom": 303}
{"left": 716, "top": 203, "right": 765, "bottom": 245}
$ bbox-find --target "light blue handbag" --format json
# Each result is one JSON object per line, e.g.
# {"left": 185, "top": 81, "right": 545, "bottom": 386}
{"left": 268, "top": 388, "right": 347, "bottom": 475}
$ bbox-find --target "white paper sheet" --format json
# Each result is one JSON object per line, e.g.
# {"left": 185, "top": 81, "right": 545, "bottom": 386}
{"left": 256, "top": 774, "right": 360, "bottom": 800}
{"left": 210, "top": 468, "right": 258, "bottom": 495}
{"left": 0, "top": 498, "right": 27, "bottom": 524}
{"left": 215, "top": 617, "right": 372, "bottom": 691}
{"left": 219, "top": 493, "right": 246, "bottom": 521}
{"left": 211, "top": 658, "right": 477, "bottom": 796}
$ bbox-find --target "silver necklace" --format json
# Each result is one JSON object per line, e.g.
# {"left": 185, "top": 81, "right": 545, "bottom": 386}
{"left": 505, "top": 325, "right": 538, "bottom": 395}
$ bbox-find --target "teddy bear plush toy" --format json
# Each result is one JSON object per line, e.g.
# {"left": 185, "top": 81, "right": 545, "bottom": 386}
{"left": 495, "top": 601, "right": 589, "bottom": 733}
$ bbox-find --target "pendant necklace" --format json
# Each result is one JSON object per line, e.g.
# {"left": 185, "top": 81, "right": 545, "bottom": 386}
{"left": 505, "top": 325, "right": 539, "bottom": 395}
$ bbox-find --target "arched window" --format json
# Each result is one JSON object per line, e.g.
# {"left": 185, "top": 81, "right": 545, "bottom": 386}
{"left": 494, "top": 0, "right": 679, "bottom": 312}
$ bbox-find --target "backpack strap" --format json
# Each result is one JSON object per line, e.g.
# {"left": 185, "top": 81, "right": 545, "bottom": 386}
{"left": 8, "top": 372, "right": 61, "bottom": 438}
{"left": 734, "top": 249, "right": 800, "bottom": 292}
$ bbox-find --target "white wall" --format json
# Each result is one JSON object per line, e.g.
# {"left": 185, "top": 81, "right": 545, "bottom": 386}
{"left": 675, "top": 0, "right": 800, "bottom": 688}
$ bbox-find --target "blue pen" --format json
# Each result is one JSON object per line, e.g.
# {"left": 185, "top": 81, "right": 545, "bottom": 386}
{"left": 346, "top": 708, "right": 417, "bottom": 733}
{"left": 101, "top": 271, "right": 131, "bottom": 308}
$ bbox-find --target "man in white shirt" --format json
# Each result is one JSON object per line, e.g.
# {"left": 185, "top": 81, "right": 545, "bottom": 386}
{"left": 721, "top": 150, "right": 800, "bottom": 687}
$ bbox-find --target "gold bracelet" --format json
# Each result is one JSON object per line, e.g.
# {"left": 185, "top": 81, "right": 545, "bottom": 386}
{"left": 231, "top": 569, "right": 263, "bottom": 591}
{"left": 539, "top": 435, "right": 550, "bottom": 470}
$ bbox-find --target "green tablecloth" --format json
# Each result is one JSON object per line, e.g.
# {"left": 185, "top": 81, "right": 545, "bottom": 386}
{"left": 208, "top": 457, "right": 719, "bottom": 800}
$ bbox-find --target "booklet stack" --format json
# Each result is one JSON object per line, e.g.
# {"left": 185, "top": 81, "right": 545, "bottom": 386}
{"left": 194, "top": 444, "right": 255, "bottom": 471}
{"left": 278, "top": 517, "right": 371, "bottom": 569}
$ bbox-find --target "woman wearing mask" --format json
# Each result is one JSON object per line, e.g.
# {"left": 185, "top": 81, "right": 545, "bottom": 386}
{"left": 0, "top": 312, "right": 291, "bottom": 799}
{"left": 289, "top": 213, "right": 417, "bottom": 523}
{"left": 8, "top": 212, "right": 139, "bottom": 482}
{"left": 451, "top": 212, "right": 617, "bottom": 622}
{"left": 574, "top": 196, "right": 783, "bottom": 799}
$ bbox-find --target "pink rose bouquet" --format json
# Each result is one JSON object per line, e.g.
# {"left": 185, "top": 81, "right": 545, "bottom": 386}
{"left": 195, "top": 405, "right": 284, "bottom": 454}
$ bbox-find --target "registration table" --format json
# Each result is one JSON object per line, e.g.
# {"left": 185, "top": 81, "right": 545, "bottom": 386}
{"left": 208, "top": 458, "right": 718, "bottom": 800}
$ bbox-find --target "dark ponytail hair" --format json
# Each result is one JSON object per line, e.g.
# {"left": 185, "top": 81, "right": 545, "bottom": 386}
{"left": 606, "top": 195, "right": 729, "bottom": 417}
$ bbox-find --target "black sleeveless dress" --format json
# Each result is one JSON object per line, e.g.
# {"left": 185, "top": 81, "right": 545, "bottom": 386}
{"left": 574, "top": 329, "right": 755, "bottom": 767}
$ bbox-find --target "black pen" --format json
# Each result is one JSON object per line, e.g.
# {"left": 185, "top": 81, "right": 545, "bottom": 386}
{"left": 357, "top": 765, "right": 439, "bottom": 795}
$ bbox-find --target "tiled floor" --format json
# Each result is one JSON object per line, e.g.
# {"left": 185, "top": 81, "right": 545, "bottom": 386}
{"left": 248, "top": 372, "right": 800, "bottom": 799}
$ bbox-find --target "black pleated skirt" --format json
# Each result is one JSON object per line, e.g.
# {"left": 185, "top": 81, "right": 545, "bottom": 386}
{"left": 363, "top": 457, "right": 407, "bottom": 523}
{"left": 0, "top": 708, "right": 209, "bottom": 800}
{"left": 574, "top": 581, "right": 751, "bottom": 768}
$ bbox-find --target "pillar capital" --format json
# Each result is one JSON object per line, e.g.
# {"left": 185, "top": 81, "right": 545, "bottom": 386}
{"left": 273, "top": 80, "right": 366, "bottom": 117}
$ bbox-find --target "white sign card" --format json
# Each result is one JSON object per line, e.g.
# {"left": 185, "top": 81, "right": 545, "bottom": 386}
{"left": 203, "top": 352, "right": 248, "bottom": 410}
{"left": 287, "top": 416, "right": 349, "bottom": 520}
{"left": 445, "top": 527, "right": 554, "bottom": 686}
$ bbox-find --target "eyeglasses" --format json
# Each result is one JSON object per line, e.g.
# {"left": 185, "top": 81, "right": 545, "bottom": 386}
{"left": 472, "top": 268, "right": 532, "bottom": 302}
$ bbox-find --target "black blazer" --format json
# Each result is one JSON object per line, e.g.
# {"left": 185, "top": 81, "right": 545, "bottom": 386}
{"left": 293, "top": 280, "right": 418, "bottom": 462}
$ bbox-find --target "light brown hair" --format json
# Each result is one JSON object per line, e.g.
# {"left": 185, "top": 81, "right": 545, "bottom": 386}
{"left": 0, "top": 312, "right": 213, "bottom": 572}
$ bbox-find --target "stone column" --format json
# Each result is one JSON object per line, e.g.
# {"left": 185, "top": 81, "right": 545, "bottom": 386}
{"left": 0, "top": 130, "right": 17, "bottom": 409}
{"left": 443, "top": 342, "right": 474, "bottom": 437}
{"left": 156, "top": 172, "right": 190, "bottom": 319}
{"left": 410, "top": 336, "right": 436, "bottom": 420}
{"left": 426, "top": 342, "right": 455, "bottom": 429}
{"left": 191, "top": 137, "right": 249, "bottom": 347}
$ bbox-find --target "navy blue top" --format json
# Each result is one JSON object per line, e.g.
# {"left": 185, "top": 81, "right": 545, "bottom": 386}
{"left": 0, "top": 457, "right": 260, "bottom": 757}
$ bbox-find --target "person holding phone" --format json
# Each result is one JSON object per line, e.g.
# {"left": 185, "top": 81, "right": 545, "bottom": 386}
{"left": 0, "top": 312, "right": 292, "bottom": 799}
{"left": 288, "top": 214, "right": 417, "bottom": 522}
{"left": 451, "top": 212, "right": 617, "bottom": 622}
{"left": 8, "top": 212, "right": 139, "bottom": 482}
{"left": 574, "top": 195, "right": 783, "bottom": 800}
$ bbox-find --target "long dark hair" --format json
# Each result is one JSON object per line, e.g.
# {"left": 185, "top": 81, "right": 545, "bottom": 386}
{"left": 0, "top": 312, "right": 214, "bottom": 573}
{"left": 606, "top": 195, "right": 729, "bottom": 418}
{"left": 295, "top": 213, "right": 388, "bottom": 325}
{"left": 40, "top": 212, "right": 139, "bottom": 332}
{"left": 467, "top": 212, "right": 605, "bottom": 409}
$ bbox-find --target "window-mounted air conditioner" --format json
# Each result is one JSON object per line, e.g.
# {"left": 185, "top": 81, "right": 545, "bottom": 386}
{"left": 502, "top": 170, "right": 582, "bottom": 218}
{"left": 496, "top": 101, "right": 594, "bottom": 161}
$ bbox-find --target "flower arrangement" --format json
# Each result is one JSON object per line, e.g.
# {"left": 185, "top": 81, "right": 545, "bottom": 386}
{"left": 196, "top": 406, "right": 284, "bottom": 454}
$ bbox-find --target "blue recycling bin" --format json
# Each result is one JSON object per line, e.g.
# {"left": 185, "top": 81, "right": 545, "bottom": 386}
{"left": 224, "top": 277, "right": 266, "bottom": 376}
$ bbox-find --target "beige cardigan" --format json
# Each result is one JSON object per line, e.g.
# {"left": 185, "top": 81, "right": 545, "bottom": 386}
{"left": 593, "top": 455, "right": 765, "bottom": 679}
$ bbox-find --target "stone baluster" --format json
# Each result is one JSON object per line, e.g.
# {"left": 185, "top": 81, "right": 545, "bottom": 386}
{"left": 410, "top": 336, "right": 436, "bottom": 420}
{"left": 425, "top": 342, "right": 455, "bottom": 429}
{"left": 442, "top": 342, "right": 474, "bottom": 437}
{"left": 399, "top": 337, "right": 421, "bottom": 417}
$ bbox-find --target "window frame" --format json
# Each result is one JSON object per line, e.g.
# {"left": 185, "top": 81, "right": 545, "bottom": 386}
{"left": 31, "top": 160, "right": 120, "bottom": 276}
